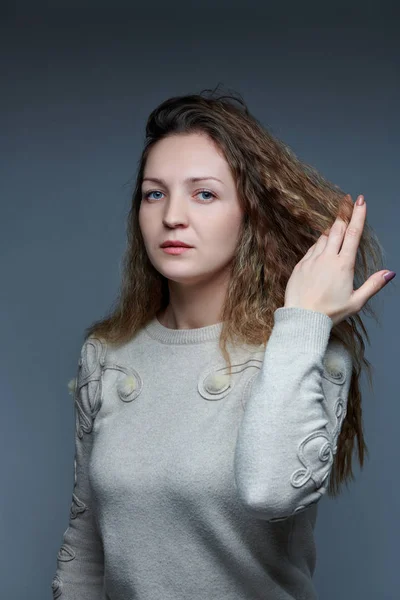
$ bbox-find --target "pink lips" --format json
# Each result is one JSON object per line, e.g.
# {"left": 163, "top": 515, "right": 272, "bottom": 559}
{"left": 161, "top": 246, "right": 192, "bottom": 255}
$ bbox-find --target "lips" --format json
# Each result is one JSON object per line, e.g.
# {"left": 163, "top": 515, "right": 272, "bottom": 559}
{"left": 160, "top": 241, "right": 193, "bottom": 248}
{"left": 162, "top": 245, "right": 192, "bottom": 254}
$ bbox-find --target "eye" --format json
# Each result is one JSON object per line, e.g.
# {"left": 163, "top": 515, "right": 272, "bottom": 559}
{"left": 197, "top": 190, "right": 216, "bottom": 201}
{"left": 142, "top": 189, "right": 217, "bottom": 203}
{"left": 143, "top": 190, "right": 163, "bottom": 201}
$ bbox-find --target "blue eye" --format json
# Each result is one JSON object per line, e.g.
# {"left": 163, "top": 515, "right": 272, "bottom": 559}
{"left": 144, "top": 191, "right": 163, "bottom": 200}
{"left": 198, "top": 190, "right": 215, "bottom": 201}
{"left": 142, "top": 189, "right": 216, "bottom": 202}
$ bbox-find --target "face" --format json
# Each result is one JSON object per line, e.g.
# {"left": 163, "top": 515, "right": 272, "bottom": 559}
{"left": 138, "top": 132, "right": 244, "bottom": 287}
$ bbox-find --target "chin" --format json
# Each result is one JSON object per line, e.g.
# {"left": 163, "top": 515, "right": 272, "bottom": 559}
{"left": 157, "top": 267, "right": 206, "bottom": 285}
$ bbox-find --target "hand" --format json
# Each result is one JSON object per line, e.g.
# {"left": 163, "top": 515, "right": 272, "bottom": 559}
{"left": 284, "top": 194, "right": 395, "bottom": 326}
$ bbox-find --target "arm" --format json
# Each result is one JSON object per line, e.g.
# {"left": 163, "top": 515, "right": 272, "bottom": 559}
{"left": 234, "top": 307, "right": 353, "bottom": 522}
{"left": 51, "top": 337, "right": 106, "bottom": 598}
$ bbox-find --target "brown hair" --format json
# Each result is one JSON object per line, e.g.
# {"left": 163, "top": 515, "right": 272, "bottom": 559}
{"left": 85, "top": 84, "right": 389, "bottom": 498}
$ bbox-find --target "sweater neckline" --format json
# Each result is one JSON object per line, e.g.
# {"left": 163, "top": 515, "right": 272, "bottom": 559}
{"left": 144, "top": 314, "right": 224, "bottom": 344}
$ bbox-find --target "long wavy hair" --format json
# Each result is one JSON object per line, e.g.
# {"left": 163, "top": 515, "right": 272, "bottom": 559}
{"left": 85, "top": 84, "right": 388, "bottom": 498}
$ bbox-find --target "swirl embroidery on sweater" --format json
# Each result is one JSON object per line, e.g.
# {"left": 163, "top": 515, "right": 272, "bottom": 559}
{"left": 322, "top": 350, "right": 346, "bottom": 385}
{"left": 290, "top": 349, "right": 348, "bottom": 491}
{"left": 198, "top": 349, "right": 264, "bottom": 401}
{"left": 70, "top": 492, "right": 87, "bottom": 519}
{"left": 51, "top": 574, "right": 63, "bottom": 598}
{"left": 74, "top": 336, "right": 107, "bottom": 439}
{"left": 290, "top": 430, "right": 333, "bottom": 489}
{"left": 101, "top": 362, "right": 143, "bottom": 403}
{"left": 57, "top": 543, "right": 76, "bottom": 562}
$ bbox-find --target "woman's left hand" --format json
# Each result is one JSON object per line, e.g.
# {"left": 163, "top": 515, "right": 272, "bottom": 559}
{"left": 284, "top": 194, "right": 395, "bottom": 326}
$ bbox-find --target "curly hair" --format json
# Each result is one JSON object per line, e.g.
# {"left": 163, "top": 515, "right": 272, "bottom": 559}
{"left": 85, "top": 83, "right": 388, "bottom": 498}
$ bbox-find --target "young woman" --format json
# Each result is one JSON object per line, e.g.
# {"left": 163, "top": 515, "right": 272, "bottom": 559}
{"left": 52, "top": 86, "right": 394, "bottom": 600}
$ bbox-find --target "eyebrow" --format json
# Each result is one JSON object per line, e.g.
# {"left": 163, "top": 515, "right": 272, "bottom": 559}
{"left": 142, "top": 176, "right": 224, "bottom": 186}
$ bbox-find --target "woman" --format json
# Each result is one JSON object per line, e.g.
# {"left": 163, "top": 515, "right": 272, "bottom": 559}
{"left": 52, "top": 86, "right": 394, "bottom": 599}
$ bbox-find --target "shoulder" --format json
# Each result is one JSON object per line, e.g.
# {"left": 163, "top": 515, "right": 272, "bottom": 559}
{"left": 77, "top": 336, "right": 108, "bottom": 385}
{"left": 74, "top": 336, "right": 108, "bottom": 438}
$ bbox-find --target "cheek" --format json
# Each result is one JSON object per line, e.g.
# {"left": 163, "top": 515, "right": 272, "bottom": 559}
{"left": 215, "top": 210, "right": 243, "bottom": 239}
{"left": 205, "top": 221, "right": 241, "bottom": 255}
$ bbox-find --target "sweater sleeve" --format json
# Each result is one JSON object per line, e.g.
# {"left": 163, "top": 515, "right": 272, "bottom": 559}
{"left": 234, "top": 307, "right": 353, "bottom": 522}
{"left": 51, "top": 337, "right": 106, "bottom": 599}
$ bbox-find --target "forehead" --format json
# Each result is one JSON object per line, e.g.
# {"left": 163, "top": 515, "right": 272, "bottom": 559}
{"left": 143, "top": 133, "right": 231, "bottom": 181}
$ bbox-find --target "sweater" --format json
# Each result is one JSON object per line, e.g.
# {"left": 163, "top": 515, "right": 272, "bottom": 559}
{"left": 51, "top": 306, "right": 353, "bottom": 600}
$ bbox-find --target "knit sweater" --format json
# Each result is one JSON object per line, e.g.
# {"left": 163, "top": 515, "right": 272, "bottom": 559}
{"left": 52, "top": 306, "right": 352, "bottom": 600}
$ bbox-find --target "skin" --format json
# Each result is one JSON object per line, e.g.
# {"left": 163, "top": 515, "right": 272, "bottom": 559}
{"left": 139, "top": 132, "right": 245, "bottom": 330}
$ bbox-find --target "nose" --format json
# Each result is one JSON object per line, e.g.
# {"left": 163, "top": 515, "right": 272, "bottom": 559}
{"left": 162, "top": 196, "right": 189, "bottom": 228}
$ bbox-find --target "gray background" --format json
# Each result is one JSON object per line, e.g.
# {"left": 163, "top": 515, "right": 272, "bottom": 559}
{"left": 1, "top": 1, "right": 399, "bottom": 598}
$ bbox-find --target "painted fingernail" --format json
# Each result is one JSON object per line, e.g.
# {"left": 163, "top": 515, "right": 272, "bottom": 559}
{"left": 383, "top": 271, "right": 396, "bottom": 283}
{"left": 356, "top": 195, "right": 365, "bottom": 206}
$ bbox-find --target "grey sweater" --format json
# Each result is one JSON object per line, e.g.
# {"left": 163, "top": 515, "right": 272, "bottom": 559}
{"left": 52, "top": 307, "right": 352, "bottom": 600}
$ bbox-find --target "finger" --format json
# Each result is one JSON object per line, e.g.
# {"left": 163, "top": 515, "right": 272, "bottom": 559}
{"left": 302, "top": 231, "right": 328, "bottom": 261}
{"left": 349, "top": 270, "right": 390, "bottom": 313}
{"left": 310, "top": 231, "right": 329, "bottom": 257}
{"left": 339, "top": 195, "right": 366, "bottom": 261}
{"left": 323, "top": 194, "right": 355, "bottom": 255}
{"left": 322, "top": 217, "right": 346, "bottom": 255}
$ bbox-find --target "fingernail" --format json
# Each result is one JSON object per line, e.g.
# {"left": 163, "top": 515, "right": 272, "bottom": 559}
{"left": 356, "top": 195, "right": 365, "bottom": 206}
{"left": 383, "top": 271, "right": 396, "bottom": 283}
